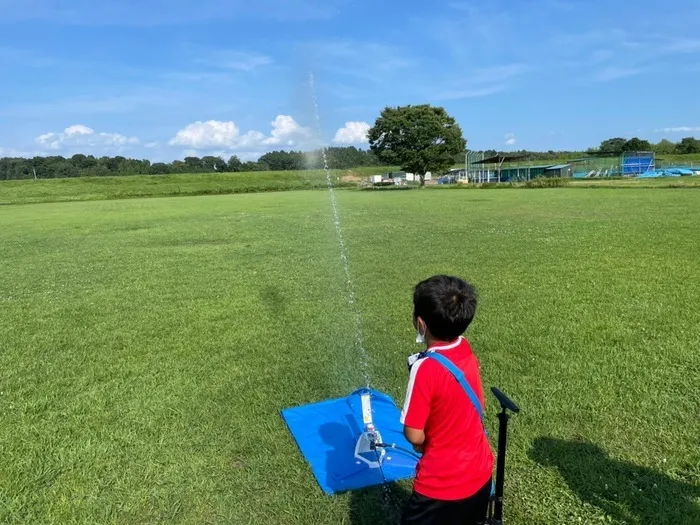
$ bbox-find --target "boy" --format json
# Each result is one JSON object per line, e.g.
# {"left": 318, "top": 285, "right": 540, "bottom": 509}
{"left": 400, "top": 275, "right": 494, "bottom": 525}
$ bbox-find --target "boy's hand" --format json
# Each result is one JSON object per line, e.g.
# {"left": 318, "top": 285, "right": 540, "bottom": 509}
{"left": 412, "top": 443, "right": 424, "bottom": 454}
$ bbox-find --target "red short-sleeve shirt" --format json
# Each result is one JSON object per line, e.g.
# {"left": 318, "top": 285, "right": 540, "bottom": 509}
{"left": 401, "top": 336, "right": 494, "bottom": 500}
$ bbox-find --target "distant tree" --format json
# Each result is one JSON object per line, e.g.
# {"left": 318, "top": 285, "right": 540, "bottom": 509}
{"left": 184, "top": 157, "right": 202, "bottom": 171}
{"left": 171, "top": 160, "right": 188, "bottom": 173}
{"left": 150, "top": 162, "right": 171, "bottom": 175}
{"left": 71, "top": 154, "right": 88, "bottom": 169}
{"left": 227, "top": 155, "right": 243, "bottom": 172}
{"left": 599, "top": 137, "right": 627, "bottom": 154}
{"left": 676, "top": 137, "right": 700, "bottom": 154}
{"left": 52, "top": 161, "right": 79, "bottom": 178}
{"left": 368, "top": 104, "right": 465, "bottom": 186}
{"left": 653, "top": 139, "right": 677, "bottom": 155}
{"left": 258, "top": 150, "right": 305, "bottom": 171}
{"left": 213, "top": 157, "right": 228, "bottom": 172}
{"left": 623, "top": 137, "right": 652, "bottom": 152}
{"left": 240, "top": 161, "right": 269, "bottom": 172}
{"left": 199, "top": 155, "right": 227, "bottom": 172}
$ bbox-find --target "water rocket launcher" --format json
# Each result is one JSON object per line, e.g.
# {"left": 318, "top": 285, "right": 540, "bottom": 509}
{"left": 280, "top": 388, "right": 420, "bottom": 495}
{"left": 354, "top": 391, "right": 386, "bottom": 468}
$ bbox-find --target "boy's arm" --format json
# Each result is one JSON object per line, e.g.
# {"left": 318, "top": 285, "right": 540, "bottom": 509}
{"left": 401, "top": 359, "right": 431, "bottom": 452}
{"left": 404, "top": 427, "right": 425, "bottom": 453}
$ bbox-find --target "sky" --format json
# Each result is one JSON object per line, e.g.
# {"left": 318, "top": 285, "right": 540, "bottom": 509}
{"left": 0, "top": 0, "right": 699, "bottom": 161}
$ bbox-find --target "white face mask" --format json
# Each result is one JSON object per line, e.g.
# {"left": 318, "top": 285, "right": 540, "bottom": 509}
{"left": 415, "top": 326, "right": 426, "bottom": 344}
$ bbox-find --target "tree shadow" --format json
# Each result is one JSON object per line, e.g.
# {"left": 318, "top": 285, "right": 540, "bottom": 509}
{"left": 348, "top": 482, "right": 411, "bottom": 525}
{"left": 529, "top": 437, "right": 700, "bottom": 525}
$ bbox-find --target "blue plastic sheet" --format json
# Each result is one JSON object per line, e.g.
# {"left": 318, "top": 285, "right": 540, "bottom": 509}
{"left": 281, "top": 388, "right": 420, "bottom": 495}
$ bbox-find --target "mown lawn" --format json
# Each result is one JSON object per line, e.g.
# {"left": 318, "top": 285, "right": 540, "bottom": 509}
{"left": 1, "top": 188, "right": 698, "bottom": 524}
{"left": 0, "top": 166, "right": 391, "bottom": 205}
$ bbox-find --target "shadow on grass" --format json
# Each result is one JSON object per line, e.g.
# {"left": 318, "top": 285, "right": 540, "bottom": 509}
{"left": 529, "top": 437, "right": 700, "bottom": 525}
{"left": 349, "top": 483, "right": 411, "bottom": 525}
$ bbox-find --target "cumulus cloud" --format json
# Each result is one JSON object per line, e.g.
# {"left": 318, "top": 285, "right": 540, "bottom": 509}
{"left": 35, "top": 124, "right": 139, "bottom": 150}
{"left": 169, "top": 115, "right": 313, "bottom": 151}
{"left": 262, "top": 115, "right": 313, "bottom": 146}
{"left": 654, "top": 126, "right": 700, "bottom": 133}
{"left": 504, "top": 133, "right": 517, "bottom": 146}
{"left": 333, "top": 121, "right": 370, "bottom": 144}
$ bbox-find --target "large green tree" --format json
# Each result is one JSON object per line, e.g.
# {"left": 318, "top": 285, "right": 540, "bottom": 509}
{"left": 367, "top": 104, "right": 465, "bottom": 186}
{"left": 677, "top": 137, "right": 700, "bottom": 154}
{"left": 599, "top": 137, "right": 627, "bottom": 154}
{"left": 653, "top": 139, "right": 676, "bottom": 155}
{"left": 623, "top": 137, "right": 652, "bottom": 152}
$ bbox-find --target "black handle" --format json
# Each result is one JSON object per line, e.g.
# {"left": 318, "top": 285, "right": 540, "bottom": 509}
{"left": 491, "top": 387, "right": 520, "bottom": 413}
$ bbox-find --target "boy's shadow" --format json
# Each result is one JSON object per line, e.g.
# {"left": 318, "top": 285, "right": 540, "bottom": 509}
{"left": 530, "top": 437, "right": 700, "bottom": 525}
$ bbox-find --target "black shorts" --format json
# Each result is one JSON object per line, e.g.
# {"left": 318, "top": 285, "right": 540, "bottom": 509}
{"left": 400, "top": 478, "right": 492, "bottom": 525}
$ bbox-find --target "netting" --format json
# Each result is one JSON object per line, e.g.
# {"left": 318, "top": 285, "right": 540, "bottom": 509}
{"left": 621, "top": 152, "right": 655, "bottom": 175}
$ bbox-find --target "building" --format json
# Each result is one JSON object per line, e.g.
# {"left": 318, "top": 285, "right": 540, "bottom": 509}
{"left": 544, "top": 164, "right": 573, "bottom": 178}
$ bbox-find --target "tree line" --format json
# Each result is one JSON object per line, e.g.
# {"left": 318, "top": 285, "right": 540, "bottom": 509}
{"left": 593, "top": 136, "right": 700, "bottom": 155}
{"left": 0, "top": 147, "right": 384, "bottom": 181}
{"left": 1, "top": 136, "right": 698, "bottom": 181}
{"left": 473, "top": 136, "right": 700, "bottom": 160}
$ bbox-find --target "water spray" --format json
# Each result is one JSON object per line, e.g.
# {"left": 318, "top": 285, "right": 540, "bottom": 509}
{"left": 308, "top": 72, "right": 370, "bottom": 388}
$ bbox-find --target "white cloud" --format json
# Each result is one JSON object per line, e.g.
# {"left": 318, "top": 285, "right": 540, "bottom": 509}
{"left": 435, "top": 85, "right": 506, "bottom": 101}
{"left": 595, "top": 66, "right": 646, "bottom": 82}
{"left": 472, "top": 63, "right": 531, "bottom": 83}
{"left": 144, "top": 141, "right": 160, "bottom": 148}
{"left": 332, "top": 121, "right": 370, "bottom": 144}
{"left": 169, "top": 115, "right": 313, "bottom": 151}
{"left": 504, "top": 133, "right": 517, "bottom": 146}
{"left": 434, "top": 63, "right": 529, "bottom": 101}
{"left": 35, "top": 124, "right": 139, "bottom": 151}
{"left": 262, "top": 115, "right": 313, "bottom": 146}
{"left": 169, "top": 121, "right": 263, "bottom": 149}
{"left": 654, "top": 126, "right": 700, "bottom": 133}
{"left": 195, "top": 50, "right": 274, "bottom": 71}
{"left": 309, "top": 40, "right": 415, "bottom": 84}
{"left": 65, "top": 124, "right": 93, "bottom": 136}
{"left": 663, "top": 38, "right": 700, "bottom": 54}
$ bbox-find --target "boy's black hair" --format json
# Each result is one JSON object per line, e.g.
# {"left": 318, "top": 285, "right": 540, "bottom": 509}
{"left": 413, "top": 275, "right": 477, "bottom": 341}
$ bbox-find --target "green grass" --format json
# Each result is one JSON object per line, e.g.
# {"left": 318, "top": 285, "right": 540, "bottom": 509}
{"left": 0, "top": 167, "right": 391, "bottom": 205}
{"left": 656, "top": 153, "right": 700, "bottom": 165}
{"left": 4, "top": 168, "right": 700, "bottom": 207}
{"left": 1, "top": 189, "right": 699, "bottom": 524}
{"left": 569, "top": 177, "right": 700, "bottom": 188}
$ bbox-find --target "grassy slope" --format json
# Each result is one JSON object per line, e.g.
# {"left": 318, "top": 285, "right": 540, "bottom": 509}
{"left": 1, "top": 189, "right": 699, "bottom": 524}
{"left": 0, "top": 167, "right": 391, "bottom": 205}
{"left": 3, "top": 168, "right": 700, "bottom": 206}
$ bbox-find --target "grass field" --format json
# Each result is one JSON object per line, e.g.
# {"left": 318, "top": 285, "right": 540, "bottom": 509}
{"left": 0, "top": 167, "right": 390, "bottom": 205}
{"left": 2, "top": 169, "right": 700, "bottom": 206}
{"left": 1, "top": 188, "right": 699, "bottom": 524}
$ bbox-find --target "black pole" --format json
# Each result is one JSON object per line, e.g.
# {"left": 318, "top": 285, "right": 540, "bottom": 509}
{"left": 492, "top": 407, "right": 509, "bottom": 525}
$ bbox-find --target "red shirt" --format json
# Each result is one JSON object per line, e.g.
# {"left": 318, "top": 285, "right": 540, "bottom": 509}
{"left": 401, "top": 336, "right": 494, "bottom": 500}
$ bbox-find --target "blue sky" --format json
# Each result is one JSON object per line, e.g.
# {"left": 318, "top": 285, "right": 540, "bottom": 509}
{"left": 1, "top": 0, "right": 699, "bottom": 161}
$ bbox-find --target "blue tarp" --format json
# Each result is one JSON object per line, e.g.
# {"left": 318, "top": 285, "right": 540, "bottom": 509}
{"left": 281, "top": 388, "right": 420, "bottom": 495}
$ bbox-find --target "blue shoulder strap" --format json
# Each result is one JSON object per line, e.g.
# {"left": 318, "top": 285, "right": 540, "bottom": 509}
{"left": 424, "top": 352, "right": 484, "bottom": 421}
